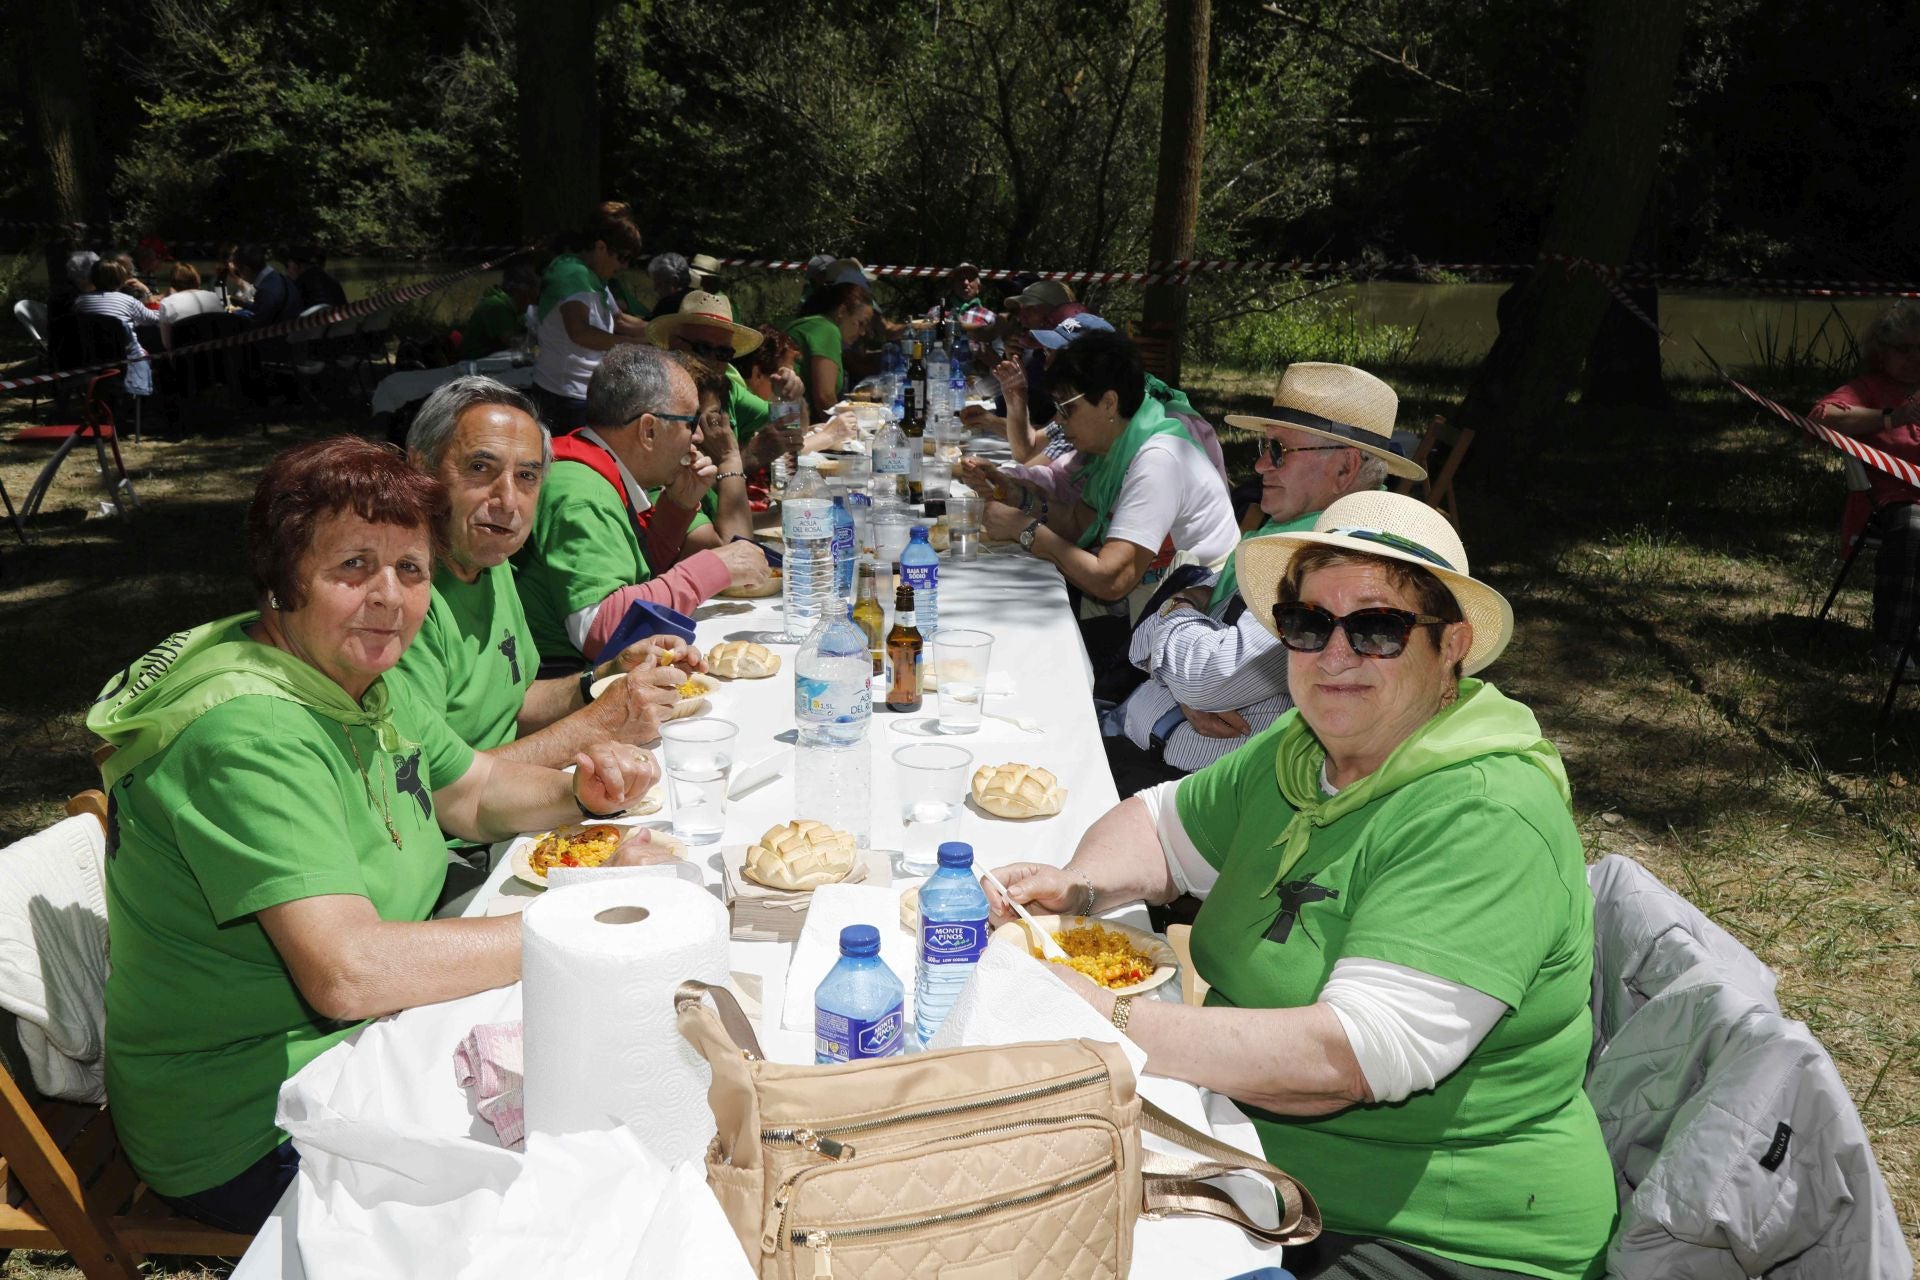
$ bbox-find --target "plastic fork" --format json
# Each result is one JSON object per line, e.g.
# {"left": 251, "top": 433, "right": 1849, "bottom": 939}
{"left": 980, "top": 869, "right": 1071, "bottom": 962}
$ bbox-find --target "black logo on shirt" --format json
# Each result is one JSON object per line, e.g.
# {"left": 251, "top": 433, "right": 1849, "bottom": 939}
{"left": 498, "top": 632, "right": 522, "bottom": 684}
{"left": 1265, "top": 878, "right": 1340, "bottom": 945}
{"left": 393, "top": 749, "right": 431, "bottom": 819}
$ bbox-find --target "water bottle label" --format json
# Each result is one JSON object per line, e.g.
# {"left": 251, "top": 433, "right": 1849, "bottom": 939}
{"left": 901, "top": 563, "right": 938, "bottom": 597}
{"left": 921, "top": 916, "right": 987, "bottom": 966}
{"left": 875, "top": 448, "right": 909, "bottom": 475}
{"left": 832, "top": 525, "right": 855, "bottom": 558}
{"left": 785, "top": 501, "right": 834, "bottom": 540}
{"left": 816, "top": 1003, "right": 905, "bottom": 1062}
{"left": 796, "top": 674, "right": 872, "bottom": 724}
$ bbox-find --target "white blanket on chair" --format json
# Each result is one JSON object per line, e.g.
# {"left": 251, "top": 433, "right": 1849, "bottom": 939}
{"left": 0, "top": 813, "right": 110, "bottom": 1102}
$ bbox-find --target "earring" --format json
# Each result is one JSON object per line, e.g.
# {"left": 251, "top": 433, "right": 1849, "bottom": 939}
{"left": 268, "top": 591, "right": 282, "bottom": 611}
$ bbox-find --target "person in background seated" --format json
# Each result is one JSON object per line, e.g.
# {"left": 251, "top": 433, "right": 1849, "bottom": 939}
{"left": 461, "top": 262, "right": 541, "bottom": 357}
{"left": 231, "top": 245, "right": 301, "bottom": 326}
{"left": 647, "top": 251, "right": 716, "bottom": 321}
{"left": 783, "top": 267, "right": 875, "bottom": 422}
{"left": 531, "top": 201, "right": 650, "bottom": 431}
{"left": 112, "top": 254, "right": 155, "bottom": 304}
{"left": 513, "top": 345, "right": 771, "bottom": 670}
{"left": 664, "top": 351, "right": 757, "bottom": 552}
{"left": 1811, "top": 300, "right": 1920, "bottom": 668}
{"left": 216, "top": 243, "right": 253, "bottom": 307}
{"left": 156, "top": 262, "right": 228, "bottom": 348}
{"left": 1105, "top": 364, "right": 1424, "bottom": 791}
{"left": 131, "top": 237, "right": 174, "bottom": 293}
{"left": 986, "top": 492, "right": 1614, "bottom": 1280}
{"left": 72, "top": 259, "right": 155, "bottom": 397}
{"left": 652, "top": 291, "right": 808, "bottom": 474}
{"left": 286, "top": 247, "right": 349, "bottom": 311}
{"left": 90, "top": 435, "right": 660, "bottom": 1233}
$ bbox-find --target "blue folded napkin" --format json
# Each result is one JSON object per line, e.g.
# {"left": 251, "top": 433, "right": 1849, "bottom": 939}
{"left": 600, "top": 600, "right": 696, "bottom": 658}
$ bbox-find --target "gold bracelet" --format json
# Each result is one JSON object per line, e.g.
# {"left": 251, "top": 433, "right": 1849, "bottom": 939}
{"left": 1110, "top": 995, "right": 1133, "bottom": 1034}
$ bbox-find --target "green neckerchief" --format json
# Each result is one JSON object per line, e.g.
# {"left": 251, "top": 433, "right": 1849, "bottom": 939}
{"left": 607, "top": 274, "right": 642, "bottom": 319}
{"left": 537, "top": 254, "right": 605, "bottom": 322}
{"left": 1261, "top": 678, "right": 1571, "bottom": 895}
{"left": 87, "top": 612, "right": 411, "bottom": 790}
{"left": 1144, "top": 372, "right": 1195, "bottom": 416}
{"left": 1208, "top": 510, "right": 1321, "bottom": 612}
{"left": 1076, "top": 393, "right": 1199, "bottom": 548}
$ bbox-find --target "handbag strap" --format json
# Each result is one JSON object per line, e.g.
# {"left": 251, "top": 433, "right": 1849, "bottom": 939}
{"left": 673, "top": 978, "right": 766, "bottom": 1061}
{"left": 1138, "top": 1099, "right": 1321, "bottom": 1245}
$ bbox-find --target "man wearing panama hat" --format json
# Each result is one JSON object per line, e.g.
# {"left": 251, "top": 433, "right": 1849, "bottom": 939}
{"left": 651, "top": 291, "right": 806, "bottom": 474}
{"left": 987, "top": 489, "right": 1614, "bottom": 1280}
{"left": 1107, "top": 364, "right": 1426, "bottom": 786}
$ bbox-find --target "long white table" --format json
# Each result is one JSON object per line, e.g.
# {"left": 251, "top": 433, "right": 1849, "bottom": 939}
{"left": 232, "top": 549, "right": 1285, "bottom": 1279}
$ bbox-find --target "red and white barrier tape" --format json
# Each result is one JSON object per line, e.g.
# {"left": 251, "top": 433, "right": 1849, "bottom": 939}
{"left": 0, "top": 248, "right": 528, "bottom": 394}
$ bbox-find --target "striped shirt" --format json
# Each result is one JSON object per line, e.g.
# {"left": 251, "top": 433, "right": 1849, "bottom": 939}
{"left": 1111, "top": 597, "right": 1292, "bottom": 773}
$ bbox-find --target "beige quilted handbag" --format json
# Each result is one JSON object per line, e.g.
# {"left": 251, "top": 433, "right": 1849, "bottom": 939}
{"left": 675, "top": 980, "right": 1319, "bottom": 1279}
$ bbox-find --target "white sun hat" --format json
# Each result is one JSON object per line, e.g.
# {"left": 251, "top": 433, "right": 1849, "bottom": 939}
{"left": 1235, "top": 489, "right": 1513, "bottom": 674}
{"left": 1225, "top": 362, "right": 1427, "bottom": 482}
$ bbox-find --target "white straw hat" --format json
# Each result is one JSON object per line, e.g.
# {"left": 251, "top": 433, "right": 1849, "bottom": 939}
{"left": 1235, "top": 490, "right": 1513, "bottom": 674}
{"left": 1225, "top": 362, "right": 1426, "bottom": 482}
{"left": 647, "top": 291, "right": 764, "bottom": 357}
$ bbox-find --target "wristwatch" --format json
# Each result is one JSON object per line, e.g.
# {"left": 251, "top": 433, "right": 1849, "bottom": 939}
{"left": 1110, "top": 995, "right": 1134, "bottom": 1034}
{"left": 1018, "top": 518, "right": 1044, "bottom": 552}
{"left": 579, "top": 669, "right": 599, "bottom": 704}
{"left": 575, "top": 794, "right": 627, "bottom": 821}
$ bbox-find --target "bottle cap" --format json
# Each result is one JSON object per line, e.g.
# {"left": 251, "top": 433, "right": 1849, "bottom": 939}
{"left": 936, "top": 841, "right": 974, "bottom": 869}
{"left": 839, "top": 924, "right": 881, "bottom": 957}
{"left": 908, "top": 526, "right": 930, "bottom": 542}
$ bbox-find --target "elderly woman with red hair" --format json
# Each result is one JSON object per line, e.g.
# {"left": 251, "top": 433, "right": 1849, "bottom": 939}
{"left": 87, "top": 436, "right": 659, "bottom": 1233}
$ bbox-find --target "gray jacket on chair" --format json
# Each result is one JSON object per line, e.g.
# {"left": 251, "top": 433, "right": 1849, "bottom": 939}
{"left": 1584, "top": 855, "right": 1911, "bottom": 1279}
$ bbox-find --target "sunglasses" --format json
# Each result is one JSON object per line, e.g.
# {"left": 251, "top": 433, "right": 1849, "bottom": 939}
{"left": 1271, "top": 602, "right": 1446, "bottom": 658}
{"left": 674, "top": 336, "right": 735, "bottom": 362}
{"left": 1258, "top": 439, "right": 1348, "bottom": 468}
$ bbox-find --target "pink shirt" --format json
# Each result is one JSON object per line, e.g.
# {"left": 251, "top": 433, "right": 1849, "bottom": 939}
{"left": 1814, "top": 373, "right": 1920, "bottom": 507}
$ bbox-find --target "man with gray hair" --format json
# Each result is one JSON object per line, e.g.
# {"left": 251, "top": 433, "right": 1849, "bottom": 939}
{"left": 513, "top": 346, "right": 770, "bottom": 666}
{"left": 1105, "top": 363, "right": 1425, "bottom": 789}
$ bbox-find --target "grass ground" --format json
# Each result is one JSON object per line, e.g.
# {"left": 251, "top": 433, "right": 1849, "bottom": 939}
{"left": 0, "top": 360, "right": 1916, "bottom": 1275}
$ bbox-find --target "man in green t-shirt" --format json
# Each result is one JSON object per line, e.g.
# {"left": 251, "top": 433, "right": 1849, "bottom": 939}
{"left": 392, "top": 375, "right": 694, "bottom": 766}
{"left": 459, "top": 263, "right": 540, "bottom": 357}
{"left": 512, "top": 346, "right": 772, "bottom": 665}
{"left": 649, "top": 290, "right": 803, "bottom": 468}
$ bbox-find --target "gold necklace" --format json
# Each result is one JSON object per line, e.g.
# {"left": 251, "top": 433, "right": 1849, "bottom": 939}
{"left": 345, "top": 731, "right": 405, "bottom": 850}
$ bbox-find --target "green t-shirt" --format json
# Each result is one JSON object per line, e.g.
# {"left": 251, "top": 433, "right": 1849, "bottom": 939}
{"left": 726, "top": 363, "right": 771, "bottom": 444}
{"left": 462, "top": 286, "right": 525, "bottom": 356}
{"left": 1174, "top": 709, "right": 1614, "bottom": 1280}
{"left": 513, "top": 458, "right": 652, "bottom": 663}
{"left": 387, "top": 562, "right": 537, "bottom": 752}
{"left": 102, "top": 644, "right": 474, "bottom": 1196}
{"left": 783, "top": 314, "right": 845, "bottom": 404}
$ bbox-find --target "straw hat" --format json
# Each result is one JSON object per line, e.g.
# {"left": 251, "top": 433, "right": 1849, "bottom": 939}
{"left": 1235, "top": 490, "right": 1513, "bottom": 674}
{"left": 1225, "top": 363, "right": 1426, "bottom": 482}
{"left": 648, "top": 291, "right": 764, "bottom": 357}
{"left": 688, "top": 253, "right": 724, "bottom": 287}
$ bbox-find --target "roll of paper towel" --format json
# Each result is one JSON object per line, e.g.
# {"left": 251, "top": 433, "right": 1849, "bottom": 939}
{"left": 521, "top": 877, "right": 730, "bottom": 1166}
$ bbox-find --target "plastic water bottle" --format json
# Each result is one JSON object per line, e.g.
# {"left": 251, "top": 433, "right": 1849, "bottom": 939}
{"left": 900, "top": 525, "right": 939, "bottom": 636}
{"left": 794, "top": 607, "right": 873, "bottom": 843}
{"left": 782, "top": 462, "right": 835, "bottom": 639}
{"left": 815, "top": 925, "right": 906, "bottom": 1063}
{"left": 829, "top": 496, "right": 857, "bottom": 601}
{"left": 915, "top": 841, "right": 991, "bottom": 1046}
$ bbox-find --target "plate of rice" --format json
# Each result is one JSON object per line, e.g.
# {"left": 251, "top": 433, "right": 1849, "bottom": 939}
{"left": 988, "top": 915, "right": 1177, "bottom": 996}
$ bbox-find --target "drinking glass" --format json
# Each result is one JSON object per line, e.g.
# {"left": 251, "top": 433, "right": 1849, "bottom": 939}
{"left": 659, "top": 718, "right": 738, "bottom": 845}
{"left": 946, "top": 493, "right": 985, "bottom": 560}
{"left": 874, "top": 511, "right": 914, "bottom": 569}
{"left": 930, "top": 631, "right": 992, "bottom": 735}
{"left": 922, "top": 457, "right": 953, "bottom": 503}
{"left": 893, "top": 742, "right": 973, "bottom": 875}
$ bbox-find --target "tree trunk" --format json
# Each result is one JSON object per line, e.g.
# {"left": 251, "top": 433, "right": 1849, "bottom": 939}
{"left": 515, "top": 0, "right": 604, "bottom": 247}
{"left": 1581, "top": 187, "right": 1669, "bottom": 408}
{"left": 1142, "top": 0, "right": 1211, "bottom": 388}
{"left": 10, "top": 0, "right": 109, "bottom": 293}
{"left": 1453, "top": 0, "right": 1689, "bottom": 464}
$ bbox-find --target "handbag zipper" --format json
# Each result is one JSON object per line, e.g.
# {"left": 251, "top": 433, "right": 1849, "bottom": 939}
{"left": 765, "top": 1108, "right": 1114, "bottom": 1251}
{"left": 760, "top": 1066, "right": 1110, "bottom": 1157}
{"left": 792, "top": 1159, "right": 1118, "bottom": 1277}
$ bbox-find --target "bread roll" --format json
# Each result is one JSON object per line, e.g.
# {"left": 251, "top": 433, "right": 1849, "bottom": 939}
{"left": 744, "top": 820, "right": 858, "bottom": 890}
{"left": 706, "top": 640, "right": 781, "bottom": 679}
{"left": 970, "top": 763, "right": 1066, "bottom": 820}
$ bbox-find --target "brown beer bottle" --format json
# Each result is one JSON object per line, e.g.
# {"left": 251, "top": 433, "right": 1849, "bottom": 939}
{"left": 851, "top": 562, "right": 886, "bottom": 677}
{"left": 885, "top": 583, "right": 923, "bottom": 712}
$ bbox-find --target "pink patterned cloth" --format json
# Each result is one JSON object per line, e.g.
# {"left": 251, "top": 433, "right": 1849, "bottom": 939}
{"left": 452, "top": 1020, "right": 525, "bottom": 1149}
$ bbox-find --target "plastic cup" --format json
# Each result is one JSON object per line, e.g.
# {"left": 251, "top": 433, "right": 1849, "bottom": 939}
{"left": 946, "top": 494, "right": 984, "bottom": 560}
{"left": 893, "top": 742, "right": 973, "bottom": 875}
{"left": 874, "top": 511, "right": 913, "bottom": 569}
{"left": 659, "top": 718, "right": 738, "bottom": 845}
{"left": 930, "top": 630, "right": 992, "bottom": 735}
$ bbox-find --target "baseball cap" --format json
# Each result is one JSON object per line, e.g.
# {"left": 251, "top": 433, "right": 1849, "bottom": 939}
{"left": 1029, "top": 313, "right": 1115, "bottom": 350}
{"left": 1004, "top": 279, "right": 1076, "bottom": 310}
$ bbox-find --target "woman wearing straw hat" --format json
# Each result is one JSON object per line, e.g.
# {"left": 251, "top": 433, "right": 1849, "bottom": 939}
{"left": 986, "top": 491, "right": 1613, "bottom": 1280}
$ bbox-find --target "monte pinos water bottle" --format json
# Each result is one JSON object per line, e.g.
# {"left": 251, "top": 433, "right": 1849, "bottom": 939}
{"left": 815, "top": 925, "right": 906, "bottom": 1063}
{"left": 914, "top": 841, "right": 991, "bottom": 1046}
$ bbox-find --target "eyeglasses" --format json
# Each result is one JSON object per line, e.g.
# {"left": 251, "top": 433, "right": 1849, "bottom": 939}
{"left": 631, "top": 411, "right": 700, "bottom": 427}
{"left": 1271, "top": 602, "right": 1446, "bottom": 658}
{"left": 674, "top": 336, "right": 735, "bottom": 362}
{"left": 1054, "top": 391, "right": 1087, "bottom": 413}
{"left": 1258, "top": 439, "right": 1348, "bottom": 468}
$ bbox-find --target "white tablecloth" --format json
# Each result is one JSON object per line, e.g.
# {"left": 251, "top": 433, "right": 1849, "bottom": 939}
{"left": 232, "top": 551, "right": 1285, "bottom": 1279}
{"left": 370, "top": 354, "right": 535, "bottom": 416}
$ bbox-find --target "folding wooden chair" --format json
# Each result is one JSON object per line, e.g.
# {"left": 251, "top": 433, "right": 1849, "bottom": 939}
{"left": 1392, "top": 416, "right": 1474, "bottom": 525}
{"left": 0, "top": 793, "right": 255, "bottom": 1277}
{"left": 1813, "top": 456, "right": 1881, "bottom": 641}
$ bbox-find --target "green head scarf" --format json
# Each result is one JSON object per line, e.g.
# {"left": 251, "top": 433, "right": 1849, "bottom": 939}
{"left": 536, "top": 254, "right": 606, "bottom": 322}
{"left": 1259, "top": 678, "right": 1572, "bottom": 896}
{"left": 88, "top": 613, "right": 411, "bottom": 790}
{"left": 1075, "top": 392, "right": 1201, "bottom": 548}
{"left": 1207, "top": 511, "right": 1321, "bottom": 612}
